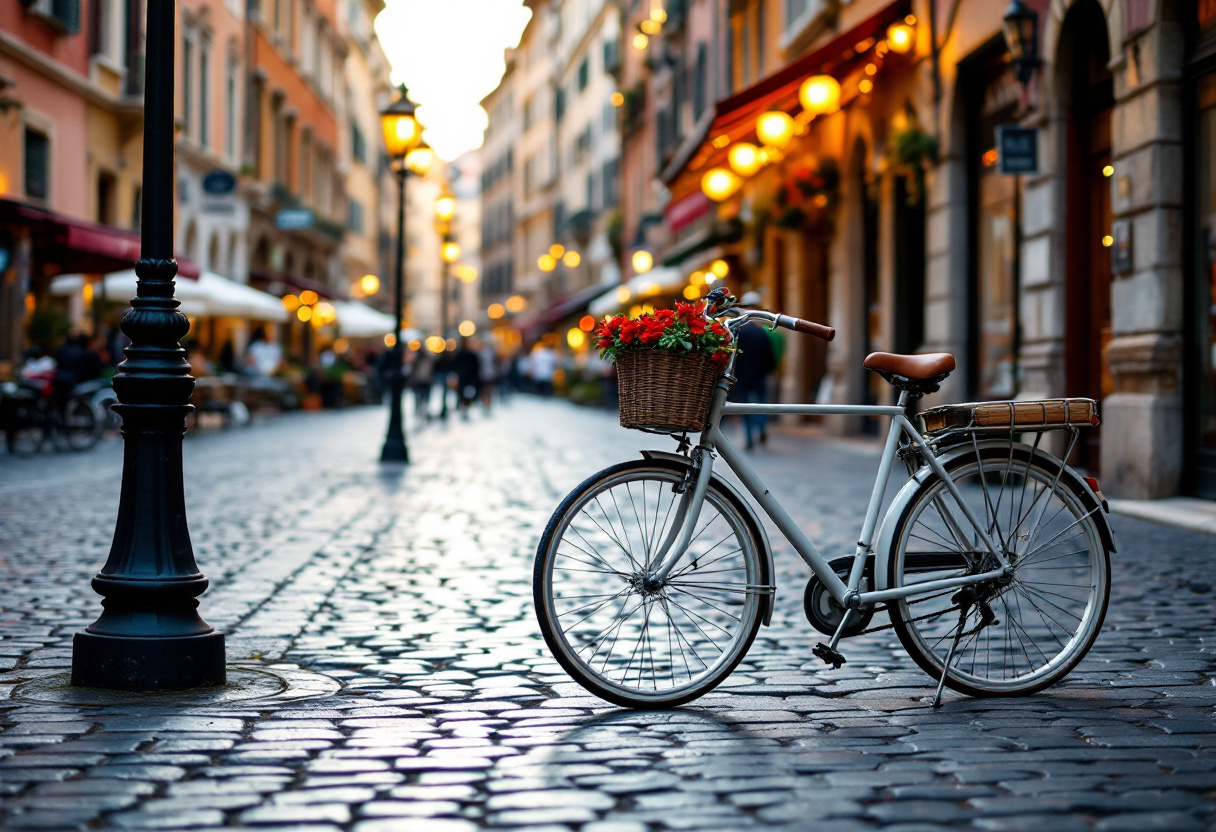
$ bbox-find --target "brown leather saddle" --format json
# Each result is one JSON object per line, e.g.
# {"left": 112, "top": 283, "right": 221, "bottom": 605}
{"left": 863, "top": 352, "right": 956, "bottom": 397}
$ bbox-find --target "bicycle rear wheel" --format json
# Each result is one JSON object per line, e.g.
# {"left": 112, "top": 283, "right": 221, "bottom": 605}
{"left": 58, "top": 396, "right": 99, "bottom": 451}
{"left": 535, "top": 459, "right": 766, "bottom": 708}
{"left": 888, "top": 444, "right": 1110, "bottom": 696}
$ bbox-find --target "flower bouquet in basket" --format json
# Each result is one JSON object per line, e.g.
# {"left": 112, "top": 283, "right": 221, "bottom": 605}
{"left": 596, "top": 301, "right": 733, "bottom": 433}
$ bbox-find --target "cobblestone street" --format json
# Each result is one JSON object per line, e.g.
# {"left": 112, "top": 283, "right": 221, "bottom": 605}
{"left": 0, "top": 398, "right": 1213, "bottom": 831}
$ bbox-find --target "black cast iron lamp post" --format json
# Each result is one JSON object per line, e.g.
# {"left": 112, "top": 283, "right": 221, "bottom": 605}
{"left": 1003, "top": 0, "right": 1040, "bottom": 85}
{"left": 72, "top": 0, "right": 224, "bottom": 689}
{"left": 379, "top": 86, "right": 429, "bottom": 463}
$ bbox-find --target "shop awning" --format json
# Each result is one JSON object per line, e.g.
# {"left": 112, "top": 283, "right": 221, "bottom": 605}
{"left": 588, "top": 267, "right": 686, "bottom": 317}
{"left": 331, "top": 300, "right": 395, "bottom": 338}
{"left": 194, "top": 272, "right": 288, "bottom": 321}
{"left": 249, "top": 269, "right": 336, "bottom": 300}
{"left": 521, "top": 282, "right": 614, "bottom": 339}
{"left": 662, "top": 0, "right": 910, "bottom": 199}
{"left": 0, "top": 198, "right": 200, "bottom": 279}
{"left": 51, "top": 270, "right": 286, "bottom": 321}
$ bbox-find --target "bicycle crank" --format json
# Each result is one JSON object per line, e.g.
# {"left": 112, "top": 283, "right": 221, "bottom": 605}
{"left": 804, "top": 556, "right": 875, "bottom": 638}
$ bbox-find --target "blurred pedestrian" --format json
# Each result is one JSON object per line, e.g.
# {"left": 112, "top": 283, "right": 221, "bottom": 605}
{"left": 729, "top": 291, "right": 776, "bottom": 450}
{"left": 477, "top": 339, "right": 499, "bottom": 413}
{"left": 529, "top": 342, "right": 557, "bottom": 396}
{"left": 245, "top": 327, "right": 282, "bottom": 377}
{"left": 408, "top": 349, "right": 434, "bottom": 421}
{"left": 449, "top": 338, "right": 481, "bottom": 418}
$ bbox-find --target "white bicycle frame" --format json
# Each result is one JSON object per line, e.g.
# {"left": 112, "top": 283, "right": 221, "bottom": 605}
{"left": 646, "top": 325, "right": 1012, "bottom": 619}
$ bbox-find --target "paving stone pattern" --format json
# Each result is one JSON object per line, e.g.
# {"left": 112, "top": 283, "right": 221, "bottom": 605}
{"left": 0, "top": 399, "right": 1213, "bottom": 831}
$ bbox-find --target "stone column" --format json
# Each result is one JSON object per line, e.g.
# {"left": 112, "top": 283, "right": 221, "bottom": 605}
{"left": 1100, "top": 16, "right": 1185, "bottom": 498}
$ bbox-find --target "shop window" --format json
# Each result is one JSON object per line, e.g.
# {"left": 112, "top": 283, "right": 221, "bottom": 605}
{"left": 1192, "top": 71, "right": 1216, "bottom": 493}
{"left": 23, "top": 128, "right": 49, "bottom": 202}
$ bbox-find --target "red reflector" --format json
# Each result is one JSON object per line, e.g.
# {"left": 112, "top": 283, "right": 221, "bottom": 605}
{"left": 1084, "top": 476, "right": 1100, "bottom": 493}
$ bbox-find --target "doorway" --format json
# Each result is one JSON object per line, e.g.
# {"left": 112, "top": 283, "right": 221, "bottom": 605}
{"left": 1062, "top": 0, "right": 1113, "bottom": 472}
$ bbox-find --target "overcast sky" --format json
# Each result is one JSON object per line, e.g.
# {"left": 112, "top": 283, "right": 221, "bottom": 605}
{"left": 375, "top": 0, "right": 532, "bottom": 161}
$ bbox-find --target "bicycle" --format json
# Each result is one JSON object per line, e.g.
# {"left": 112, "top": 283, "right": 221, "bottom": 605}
{"left": 1, "top": 374, "right": 100, "bottom": 456}
{"left": 534, "top": 287, "right": 1115, "bottom": 709}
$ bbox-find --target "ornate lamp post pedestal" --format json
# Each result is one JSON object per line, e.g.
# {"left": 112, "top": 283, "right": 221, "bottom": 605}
{"left": 71, "top": 0, "right": 224, "bottom": 690}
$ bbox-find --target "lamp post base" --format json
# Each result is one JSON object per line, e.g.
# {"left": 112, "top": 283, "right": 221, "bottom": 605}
{"left": 380, "top": 435, "right": 408, "bottom": 462}
{"left": 71, "top": 631, "right": 225, "bottom": 691}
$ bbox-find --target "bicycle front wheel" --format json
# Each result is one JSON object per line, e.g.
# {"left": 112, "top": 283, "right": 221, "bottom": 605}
{"left": 888, "top": 444, "right": 1110, "bottom": 697}
{"left": 535, "top": 460, "right": 765, "bottom": 708}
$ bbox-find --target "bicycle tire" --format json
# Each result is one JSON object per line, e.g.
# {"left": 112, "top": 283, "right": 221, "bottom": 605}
{"left": 887, "top": 443, "right": 1110, "bottom": 697}
{"left": 535, "top": 459, "right": 766, "bottom": 708}
{"left": 59, "top": 395, "right": 99, "bottom": 451}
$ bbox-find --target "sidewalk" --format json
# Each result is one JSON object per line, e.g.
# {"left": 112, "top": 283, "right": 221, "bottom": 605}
{"left": 1109, "top": 496, "right": 1216, "bottom": 536}
{"left": 0, "top": 399, "right": 1213, "bottom": 831}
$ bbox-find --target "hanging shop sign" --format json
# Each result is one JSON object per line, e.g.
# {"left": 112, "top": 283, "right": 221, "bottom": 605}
{"left": 275, "top": 208, "right": 315, "bottom": 230}
{"left": 202, "top": 170, "right": 237, "bottom": 195}
{"left": 997, "top": 125, "right": 1038, "bottom": 175}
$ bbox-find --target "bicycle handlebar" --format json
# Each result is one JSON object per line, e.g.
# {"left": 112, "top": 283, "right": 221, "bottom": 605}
{"left": 722, "top": 308, "right": 835, "bottom": 342}
{"left": 772, "top": 313, "right": 835, "bottom": 342}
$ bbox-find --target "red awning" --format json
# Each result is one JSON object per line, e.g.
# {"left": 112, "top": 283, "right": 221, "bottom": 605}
{"left": 663, "top": 0, "right": 910, "bottom": 199}
{"left": 248, "top": 269, "right": 336, "bottom": 300}
{"left": 0, "top": 198, "right": 199, "bottom": 279}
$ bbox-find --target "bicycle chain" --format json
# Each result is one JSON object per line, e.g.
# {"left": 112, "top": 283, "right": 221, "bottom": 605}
{"left": 855, "top": 598, "right": 963, "bottom": 636}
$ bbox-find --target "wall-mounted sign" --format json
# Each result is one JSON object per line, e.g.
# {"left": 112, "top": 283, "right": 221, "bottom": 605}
{"left": 1111, "top": 218, "right": 1133, "bottom": 275}
{"left": 275, "top": 208, "right": 315, "bottom": 230}
{"left": 997, "top": 125, "right": 1038, "bottom": 175}
{"left": 202, "top": 170, "right": 237, "bottom": 195}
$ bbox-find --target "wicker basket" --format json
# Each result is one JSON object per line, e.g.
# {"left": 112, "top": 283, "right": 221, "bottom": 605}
{"left": 922, "top": 398, "right": 1099, "bottom": 435}
{"left": 616, "top": 350, "right": 720, "bottom": 433}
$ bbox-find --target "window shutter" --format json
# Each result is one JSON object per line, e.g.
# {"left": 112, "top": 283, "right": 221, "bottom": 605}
{"left": 52, "top": 0, "right": 80, "bottom": 34}
{"left": 24, "top": 129, "right": 50, "bottom": 201}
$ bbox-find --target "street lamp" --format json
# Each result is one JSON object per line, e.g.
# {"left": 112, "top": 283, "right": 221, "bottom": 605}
{"left": 1002, "top": 0, "right": 1040, "bottom": 85}
{"left": 379, "top": 86, "right": 427, "bottom": 463}
{"left": 71, "top": 0, "right": 224, "bottom": 690}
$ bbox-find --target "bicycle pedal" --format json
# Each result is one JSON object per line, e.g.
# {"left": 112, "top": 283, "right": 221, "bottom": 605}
{"left": 812, "top": 642, "right": 847, "bottom": 669}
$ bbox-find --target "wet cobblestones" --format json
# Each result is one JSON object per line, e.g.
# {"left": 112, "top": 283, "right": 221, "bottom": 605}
{"left": 0, "top": 399, "right": 1213, "bottom": 830}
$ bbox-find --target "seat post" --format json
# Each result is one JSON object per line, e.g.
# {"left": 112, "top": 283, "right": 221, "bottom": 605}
{"left": 897, "top": 389, "right": 910, "bottom": 409}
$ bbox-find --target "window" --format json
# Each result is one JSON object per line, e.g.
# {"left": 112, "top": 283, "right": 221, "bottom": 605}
{"left": 523, "top": 95, "right": 534, "bottom": 130}
{"left": 348, "top": 198, "right": 364, "bottom": 233}
{"left": 350, "top": 119, "right": 366, "bottom": 164}
{"left": 785, "top": 0, "right": 809, "bottom": 28}
{"left": 586, "top": 171, "right": 597, "bottom": 211}
{"left": 24, "top": 127, "right": 49, "bottom": 201}
{"left": 182, "top": 36, "right": 193, "bottom": 138}
{"left": 226, "top": 60, "right": 237, "bottom": 160}
{"left": 131, "top": 185, "right": 142, "bottom": 230}
{"left": 693, "top": 43, "right": 708, "bottom": 118}
{"left": 28, "top": 0, "right": 81, "bottom": 34}
{"left": 199, "top": 42, "right": 210, "bottom": 149}
{"left": 555, "top": 87, "right": 566, "bottom": 121}
{"left": 602, "top": 158, "right": 619, "bottom": 207}
{"left": 96, "top": 171, "right": 116, "bottom": 225}
{"left": 577, "top": 57, "right": 589, "bottom": 91}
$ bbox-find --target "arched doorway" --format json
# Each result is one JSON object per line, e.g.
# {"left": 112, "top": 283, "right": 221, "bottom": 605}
{"left": 1060, "top": 0, "right": 1113, "bottom": 471}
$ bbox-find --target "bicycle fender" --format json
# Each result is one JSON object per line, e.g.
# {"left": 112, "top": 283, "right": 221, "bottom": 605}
{"left": 873, "top": 439, "right": 1117, "bottom": 592}
{"left": 873, "top": 465, "right": 937, "bottom": 592}
{"left": 640, "top": 449, "right": 777, "bottom": 626}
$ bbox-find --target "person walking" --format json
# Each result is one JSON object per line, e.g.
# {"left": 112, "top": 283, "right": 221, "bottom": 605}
{"left": 408, "top": 349, "right": 435, "bottom": 421}
{"left": 477, "top": 339, "right": 499, "bottom": 413}
{"left": 529, "top": 342, "right": 557, "bottom": 396}
{"left": 449, "top": 338, "right": 481, "bottom": 418}
{"left": 729, "top": 291, "right": 776, "bottom": 450}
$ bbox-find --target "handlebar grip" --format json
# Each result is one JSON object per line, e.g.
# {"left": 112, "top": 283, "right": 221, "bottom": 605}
{"left": 776, "top": 314, "right": 835, "bottom": 341}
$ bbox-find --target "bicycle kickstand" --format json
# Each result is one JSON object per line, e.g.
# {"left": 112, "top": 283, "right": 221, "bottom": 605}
{"left": 931, "top": 589, "right": 975, "bottom": 709}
